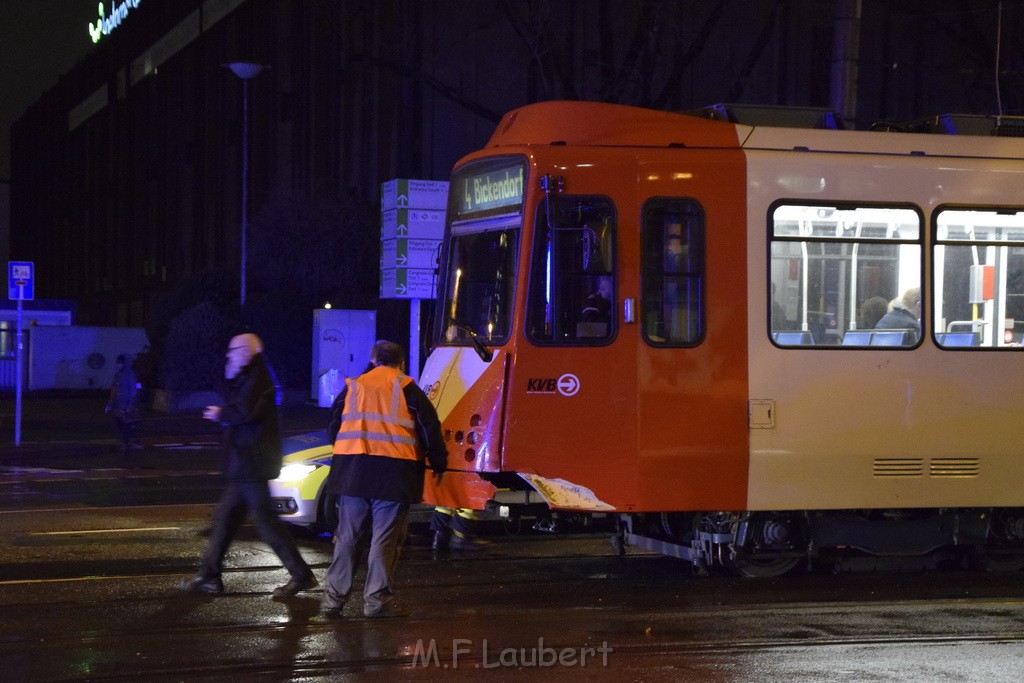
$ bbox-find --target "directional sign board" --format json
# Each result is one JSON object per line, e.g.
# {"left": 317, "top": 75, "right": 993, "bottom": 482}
{"left": 8, "top": 261, "right": 34, "bottom": 301}
{"left": 380, "top": 179, "right": 448, "bottom": 301}
{"left": 380, "top": 267, "right": 436, "bottom": 299}
{"left": 381, "top": 208, "right": 445, "bottom": 241}
{"left": 381, "top": 179, "right": 449, "bottom": 212}
{"left": 382, "top": 238, "right": 442, "bottom": 270}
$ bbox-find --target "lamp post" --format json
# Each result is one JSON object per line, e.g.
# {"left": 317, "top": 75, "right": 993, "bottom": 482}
{"left": 226, "top": 62, "right": 266, "bottom": 306}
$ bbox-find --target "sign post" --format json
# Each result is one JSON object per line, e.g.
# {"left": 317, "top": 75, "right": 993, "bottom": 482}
{"left": 8, "top": 261, "right": 34, "bottom": 446}
{"left": 379, "top": 180, "right": 448, "bottom": 379}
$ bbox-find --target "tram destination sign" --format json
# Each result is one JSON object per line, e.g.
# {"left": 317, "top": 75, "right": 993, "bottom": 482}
{"left": 454, "top": 162, "right": 524, "bottom": 219}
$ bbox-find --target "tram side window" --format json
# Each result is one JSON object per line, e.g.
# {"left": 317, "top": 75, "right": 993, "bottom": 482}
{"left": 934, "top": 208, "right": 1024, "bottom": 348}
{"left": 526, "top": 196, "right": 616, "bottom": 344}
{"left": 641, "top": 199, "right": 704, "bottom": 346}
{"left": 770, "top": 204, "right": 922, "bottom": 347}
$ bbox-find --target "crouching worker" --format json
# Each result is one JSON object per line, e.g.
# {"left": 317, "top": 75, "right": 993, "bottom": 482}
{"left": 320, "top": 340, "right": 447, "bottom": 619}
{"left": 180, "top": 333, "right": 316, "bottom": 598}
{"left": 431, "top": 507, "right": 490, "bottom": 553}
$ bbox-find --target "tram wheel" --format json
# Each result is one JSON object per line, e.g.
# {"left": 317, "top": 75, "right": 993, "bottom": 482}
{"left": 658, "top": 511, "right": 696, "bottom": 543}
{"left": 731, "top": 556, "right": 801, "bottom": 578}
{"left": 970, "top": 510, "right": 1024, "bottom": 572}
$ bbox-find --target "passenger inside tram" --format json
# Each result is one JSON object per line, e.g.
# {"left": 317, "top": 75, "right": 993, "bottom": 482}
{"left": 874, "top": 287, "right": 921, "bottom": 344}
{"left": 859, "top": 296, "right": 889, "bottom": 329}
{"left": 580, "top": 275, "right": 613, "bottom": 323}
{"left": 771, "top": 282, "right": 794, "bottom": 331}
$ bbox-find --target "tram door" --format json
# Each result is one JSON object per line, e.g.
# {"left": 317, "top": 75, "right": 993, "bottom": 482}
{"left": 632, "top": 156, "right": 750, "bottom": 512}
{"left": 502, "top": 193, "right": 640, "bottom": 510}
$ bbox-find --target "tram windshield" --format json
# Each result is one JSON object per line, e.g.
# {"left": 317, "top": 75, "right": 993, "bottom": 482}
{"left": 438, "top": 157, "right": 526, "bottom": 348}
{"left": 442, "top": 225, "right": 518, "bottom": 345}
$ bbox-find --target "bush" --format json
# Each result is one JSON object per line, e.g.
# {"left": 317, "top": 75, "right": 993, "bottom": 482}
{"left": 159, "top": 301, "right": 235, "bottom": 392}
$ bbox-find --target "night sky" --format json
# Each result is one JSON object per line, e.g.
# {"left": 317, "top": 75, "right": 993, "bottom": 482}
{"left": 0, "top": 3, "right": 95, "bottom": 180}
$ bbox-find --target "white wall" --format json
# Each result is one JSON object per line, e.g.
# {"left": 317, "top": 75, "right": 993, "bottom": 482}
{"left": 29, "top": 326, "right": 148, "bottom": 390}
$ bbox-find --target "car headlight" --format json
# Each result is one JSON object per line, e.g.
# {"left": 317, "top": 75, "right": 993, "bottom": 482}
{"left": 276, "top": 463, "right": 319, "bottom": 482}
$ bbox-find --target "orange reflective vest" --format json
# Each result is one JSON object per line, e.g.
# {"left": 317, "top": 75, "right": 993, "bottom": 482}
{"left": 332, "top": 366, "right": 419, "bottom": 461}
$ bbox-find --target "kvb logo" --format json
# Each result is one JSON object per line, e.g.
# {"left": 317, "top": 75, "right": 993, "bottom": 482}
{"left": 526, "top": 374, "right": 580, "bottom": 397}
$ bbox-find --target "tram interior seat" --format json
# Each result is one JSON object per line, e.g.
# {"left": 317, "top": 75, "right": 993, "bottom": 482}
{"left": 841, "top": 330, "right": 873, "bottom": 345}
{"left": 772, "top": 330, "right": 814, "bottom": 345}
{"left": 936, "top": 332, "right": 979, "bottom": 347}
{"left": 871, "top": 330, "right": 907, "bottom": 346}
{"left": 841, "top": 329, "right": 909, "bottom": 346}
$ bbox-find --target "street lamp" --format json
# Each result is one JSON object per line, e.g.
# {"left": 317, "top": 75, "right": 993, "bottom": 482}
{"left": 225, "top": 61, "right": 267, "bottom": 306}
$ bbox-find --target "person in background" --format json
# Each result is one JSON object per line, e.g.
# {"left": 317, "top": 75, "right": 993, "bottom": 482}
{"left": 131, "top": 345, "right": 157, "bottom": 409}
{"left": 105, "top": 353, "right": 142, "bottom": 467}
{"left": 179, "top": 333, "right": 317, "bottom": 598}
{"left": 859, "top": 296, "right": 889, "bottom": 330}
{"left": 874, "top": 287, "right": 922, "bottom": 343}
{"left": 581, "top": 275, "right": 613, "bottom": 323}
{"left": 770, "top": 282, "right": 792, "bottom": 331}
{"left": 320, "top": 340, "right": 447, "bottom": 619}
{"left": 430, "top": 507, "right": 490, "bottom": 554}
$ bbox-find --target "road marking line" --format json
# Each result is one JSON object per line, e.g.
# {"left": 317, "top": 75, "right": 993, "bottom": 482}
{"left": 30, "top": 526, "right": 181, "bottom": 536}
{"left": 0, "top": 502, "right": 215, "bottom": 514}
{"left": 0, "top": 467, "right": 85, "bottom": 474}
{"left": 0, "top": 573, "right": 179, "bottom": 586}
{"left": 0, "top": 470, "right": 220, "bottom": 484}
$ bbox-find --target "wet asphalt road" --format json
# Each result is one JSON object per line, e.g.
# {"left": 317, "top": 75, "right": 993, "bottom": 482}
{"left": 2, "top": 395, "right": 1024, "bottom": 680}
{"left": 3, "top": 464, "right": 1024, "bottom": 681}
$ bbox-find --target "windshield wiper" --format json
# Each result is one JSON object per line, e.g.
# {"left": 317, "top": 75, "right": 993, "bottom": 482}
{"left": 446, "top": 317, "right": 494, "bottom": 362}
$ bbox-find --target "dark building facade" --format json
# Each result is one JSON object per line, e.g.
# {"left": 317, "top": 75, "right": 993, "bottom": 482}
{"left": 11, "top": 0, "right": 1020, "bottom": 331}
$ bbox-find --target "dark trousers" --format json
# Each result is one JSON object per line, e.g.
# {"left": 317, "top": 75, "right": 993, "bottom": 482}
{"left": 114, "top": 414, "right": 140, "bottom": 467}
{"left": 324, "top": 496, "right": 409, "bottom": 614}
{"left": 198, "top": 482, "right": 312, "bottom": 581}
{"left": 430, "top": 507, "right": 476, "bottom": 539}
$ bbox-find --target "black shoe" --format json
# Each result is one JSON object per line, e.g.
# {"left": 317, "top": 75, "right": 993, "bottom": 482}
{"left": 450, "top": 535, "right": 491, "bottom": 551}
{"left": 272, "top": 574, "right": 318, "bottom": 598}
{"left": 179, "top": 576, "right": 224, "bottom": 595}
{"left": 312, "top": 607, "right": 345, "bottom": 622}
{"left": 431, "top": 531, "right": 450, "bottom": 552}
{"left": 364, "top": 602, "right": 409, "bottom": 618}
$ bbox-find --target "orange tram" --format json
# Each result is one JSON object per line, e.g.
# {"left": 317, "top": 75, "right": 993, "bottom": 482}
{"left": 418, "top": 100, "right": 1024, "bottom": 576}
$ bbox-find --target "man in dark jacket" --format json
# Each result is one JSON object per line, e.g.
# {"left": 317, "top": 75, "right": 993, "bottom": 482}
{"left": 105, "top": 353, "right": 142, "bottom": 466}
{"left": 180, "top": 333, "right": 316, "bottom": 598}
{"left": 320, "top": 340, "right": 447, "bottom": 618}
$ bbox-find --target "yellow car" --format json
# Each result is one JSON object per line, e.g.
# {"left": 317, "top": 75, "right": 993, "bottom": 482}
{"left": 269, "top": 431, "right": 338, "bottom": 533}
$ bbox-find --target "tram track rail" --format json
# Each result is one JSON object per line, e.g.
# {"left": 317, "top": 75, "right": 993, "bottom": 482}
{"left": 12, "top": 600, "right": 1024, "bottom": 681}
{"left": 5, "top": 535, "right": 1024, "bottom": 680}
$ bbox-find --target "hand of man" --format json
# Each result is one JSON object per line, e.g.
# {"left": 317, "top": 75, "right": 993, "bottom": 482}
{"left": 431, "top": 469, "right": 444, "bottom": 486}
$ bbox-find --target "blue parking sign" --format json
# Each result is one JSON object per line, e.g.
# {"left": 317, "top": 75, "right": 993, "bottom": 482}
{"left": 8, "top": 261, "right": 34, "bottom": 301}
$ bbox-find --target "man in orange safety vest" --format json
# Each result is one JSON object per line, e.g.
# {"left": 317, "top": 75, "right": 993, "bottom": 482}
{"left": 319, "top": 340, "right": 447, "bottom": 619}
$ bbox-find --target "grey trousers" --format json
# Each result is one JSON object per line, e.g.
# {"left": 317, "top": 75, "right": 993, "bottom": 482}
{"left": 323, "top": 496, "right": 409, "bottom": 614}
